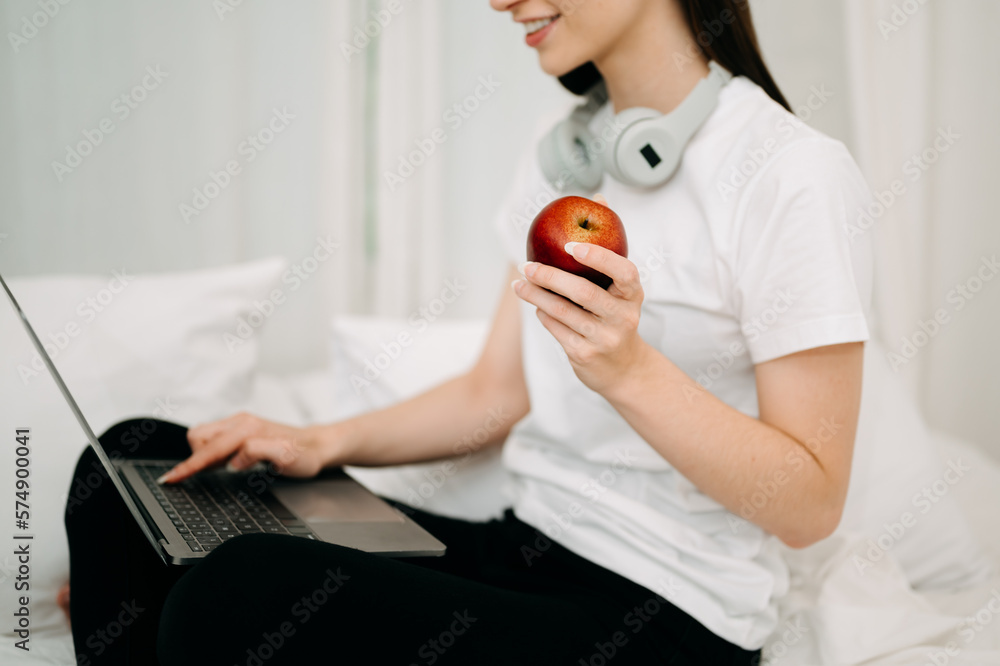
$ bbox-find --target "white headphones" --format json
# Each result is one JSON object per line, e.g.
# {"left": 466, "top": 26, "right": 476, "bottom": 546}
{"left": 538, "top": 61, "right": 734, "bottom": 192}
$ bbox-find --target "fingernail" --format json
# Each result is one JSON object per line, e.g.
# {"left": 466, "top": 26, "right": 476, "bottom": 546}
{"left": 518, "top": 261, "right": 535, "bottom": 278}
{"left": 225, "top": 460, "right": 240, "bottom": 473}
{"left": 511, "top": 279, "right": 523, "bottom": 291}
{"left": 155, "top": 471, "right": 172, "bottom": 485}
{"left": 565, "top": 241, "right": 579, "bottom": 256}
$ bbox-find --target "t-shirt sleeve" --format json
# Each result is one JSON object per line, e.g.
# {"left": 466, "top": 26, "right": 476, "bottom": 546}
{"left": 732, "top": 137, "right": 874, "bottom": 364}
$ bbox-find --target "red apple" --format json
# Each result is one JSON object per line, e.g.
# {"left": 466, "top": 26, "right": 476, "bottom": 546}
{"left": 526, "top": 196, "right": 628, "bottom": 290}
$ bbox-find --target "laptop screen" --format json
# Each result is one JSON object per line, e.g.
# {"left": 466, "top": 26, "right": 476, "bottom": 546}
{"left": 0, "top": 271, "right": 164, "bottom": 560}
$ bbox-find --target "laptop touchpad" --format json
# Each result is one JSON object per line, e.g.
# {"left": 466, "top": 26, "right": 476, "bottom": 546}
{"left": 271, "top": 480, "right": 404, "bottom": 523}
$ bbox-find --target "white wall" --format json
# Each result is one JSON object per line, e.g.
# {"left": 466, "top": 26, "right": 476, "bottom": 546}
{"left": 919, "top": 1, "right": 1000, "bottom": 456}
{"left": 750, "top": 0, "right": 854, "bottom": 147}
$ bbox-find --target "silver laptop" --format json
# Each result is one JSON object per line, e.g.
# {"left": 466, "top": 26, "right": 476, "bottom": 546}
{"left": 1, "top": 271, "right": 445, "bottom": 565}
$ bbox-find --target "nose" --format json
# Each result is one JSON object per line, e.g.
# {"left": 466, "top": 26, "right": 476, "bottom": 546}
{"left": 490, "top": 0, "right": 524, "bottom": 13}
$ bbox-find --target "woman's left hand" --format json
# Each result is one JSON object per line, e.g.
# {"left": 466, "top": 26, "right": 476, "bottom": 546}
{"left": 512, "top": 196, "right": 648, "bottom": 395}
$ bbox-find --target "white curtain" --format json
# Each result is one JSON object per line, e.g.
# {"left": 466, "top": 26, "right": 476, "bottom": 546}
{"left": 369, "top": 1, "right": 446, "bottom": 316}
{"left": 0, "top": 0, "right": 455, "bottom": 373}
{"left": 842, "top": 0, "right": 1000, "bottom": 457}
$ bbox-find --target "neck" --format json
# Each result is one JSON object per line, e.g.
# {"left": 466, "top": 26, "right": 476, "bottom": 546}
{"left": 592, "top": 3, "right": 710, "bottom": 114}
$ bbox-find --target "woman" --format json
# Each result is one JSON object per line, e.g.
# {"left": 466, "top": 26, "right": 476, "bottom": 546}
{"left": 63, "top": 0, "right": 872, "bottom": 663}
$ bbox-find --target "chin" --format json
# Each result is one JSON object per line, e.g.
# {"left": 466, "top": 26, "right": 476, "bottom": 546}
{"left": 535, "top": 39, "right": 595, "bottom": 79}
{"left": 538, "top": 51, "right": 588, "bottom": 78}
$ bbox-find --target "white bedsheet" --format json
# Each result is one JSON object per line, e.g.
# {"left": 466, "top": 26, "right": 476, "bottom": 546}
{"left": 761, "top": 430, "right": 1000, "bottom": 665}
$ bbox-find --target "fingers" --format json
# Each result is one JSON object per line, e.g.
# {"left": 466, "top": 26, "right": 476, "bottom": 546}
{"left": 517, "top": 255, "right": 619, "bottom": 321}
{"left": 158, "top": 443, "right": 236, "bottom": 484}
{"left": 187, "top": 414, "right": 240, "bottom": 451}
{"left": 162, "top": 413, "right": 261, "bottom": 483}
{"left": 513, "top": 272, "right": 601, "bottom": 339}
{"left": 162, "top": 414, "right": 312, "bottom": 483}
{"left": 198, "top": 418, "right": 259, "bottom": 464}
{"left": 534, "top": 308, "right": 588, "bottom": 354}
{"left": 228, "top": 437, "right": 299, "bottom": 473}
{"left": 593, "top": 193, "right": 609, "bottom": 207}
{"left": 564, "top": 243, "right": 642, "bottom": 301}
{"left": 160, "top": 437, "right": 299, "bottom": 484}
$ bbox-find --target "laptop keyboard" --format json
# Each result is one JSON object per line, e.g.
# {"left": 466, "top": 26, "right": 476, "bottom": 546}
{"left": 136, "top": 463, "right": 316, "bottom": 553}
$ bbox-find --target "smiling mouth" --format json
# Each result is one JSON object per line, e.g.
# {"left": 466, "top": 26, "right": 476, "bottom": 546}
{"left": 524, "top": 15, "right": 560, "bottom": 36}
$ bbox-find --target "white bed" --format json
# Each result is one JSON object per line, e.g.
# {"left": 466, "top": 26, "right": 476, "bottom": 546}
{"left": 0, "top": 260, "right": 997, "bottom": 665}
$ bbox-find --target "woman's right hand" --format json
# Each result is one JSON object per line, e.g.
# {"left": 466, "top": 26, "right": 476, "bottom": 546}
{"left": 157, "top": 412, "right": 344, "bottom": 484}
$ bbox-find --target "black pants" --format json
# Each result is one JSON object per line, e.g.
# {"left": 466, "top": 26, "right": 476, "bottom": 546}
{"left": 64, "top": 418, "right": 762, "bottom": 665}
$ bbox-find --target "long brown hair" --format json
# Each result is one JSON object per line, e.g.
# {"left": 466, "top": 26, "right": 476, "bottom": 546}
{"left": 558, "top": 0, "right": 791, "bottom": 112}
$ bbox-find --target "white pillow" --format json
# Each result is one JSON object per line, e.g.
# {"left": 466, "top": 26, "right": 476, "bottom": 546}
{"left": 0, "top": 257, "right": 286, "bottom": 638}
{"left": 325, "top": 315, "right": 511, "bottom": 522}
{"left": 834, "top": 338, "right": 995, "bottom": 590}
{"left": 328, "top": 314, "right": 494, "bottom": 412}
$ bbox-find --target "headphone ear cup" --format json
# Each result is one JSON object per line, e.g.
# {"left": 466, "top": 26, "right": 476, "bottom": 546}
{"left": 603, "top": 107, "right": 679, "bottom": 187}
{"left": 537, "top": 117, "right": 603, "bottom": 193}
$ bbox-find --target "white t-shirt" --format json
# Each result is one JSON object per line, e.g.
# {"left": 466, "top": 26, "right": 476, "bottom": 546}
{"left": 491, "top": 75, "right": 874, "bottom": 650}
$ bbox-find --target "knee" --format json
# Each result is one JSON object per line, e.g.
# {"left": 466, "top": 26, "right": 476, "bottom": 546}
{"left": 63, "top": 417, "right": 187, "bottom": 531}
{"left": 99, "top": 417, "right": 188, "bottom": 458}
{"left": 157, "top": 537, "right": 245, "bottom": 664}
{"left": 63, "top": 446, "right": 106, "bottom": 528}
{"left": 155, "top": 534, "right": 298, "bottom": 665}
